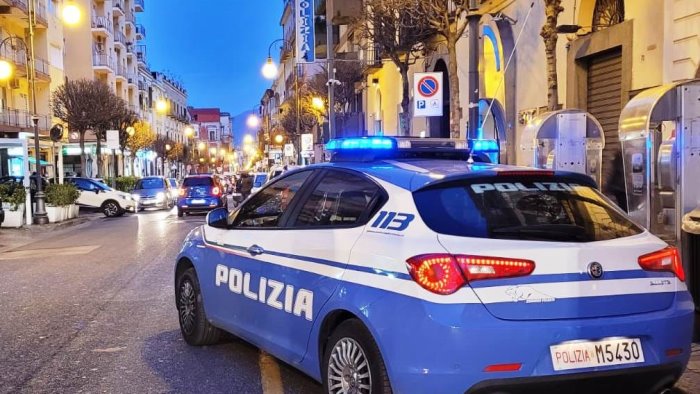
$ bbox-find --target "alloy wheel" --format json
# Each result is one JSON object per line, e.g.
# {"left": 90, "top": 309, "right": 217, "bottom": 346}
{"left": 104, "top": 202, "right": 119, "bottom": 217}
{"left": 178, "top": 279, "right": 196, "bottom": 335}
{"left": 327, "top": 338, "right": 372, "bottom": 394}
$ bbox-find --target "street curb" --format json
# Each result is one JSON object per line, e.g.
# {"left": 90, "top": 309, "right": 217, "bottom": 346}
{"left": 0, "top": 214, "right": 100, "bottom": 254}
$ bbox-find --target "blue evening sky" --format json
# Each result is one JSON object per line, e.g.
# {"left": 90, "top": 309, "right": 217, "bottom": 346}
{"left": 140, "top": 1, "right": 283, "bottom": 116}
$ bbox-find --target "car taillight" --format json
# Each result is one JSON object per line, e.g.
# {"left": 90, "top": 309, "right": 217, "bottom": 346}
{"left": 455, "top": 255, "right": 535, "bottom": 282}
{"left": 179, "top": 188, "right": 186, "bottom": 197}
{"left": 638, "top": 247, "right": 684, "bottom": 281}
{"left": 212, "top": 186, "right": 221, "bottom": 196}
{"left": 406, "top": 254, "right": 536, "bottom": 295}
{"left": 406, "top": 254, "right": 465, "bottom": 295}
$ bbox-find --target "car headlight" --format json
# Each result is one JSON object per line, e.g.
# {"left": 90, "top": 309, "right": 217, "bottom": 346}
{"left": 156, "top": 192, "right": 165, "bottom": 202}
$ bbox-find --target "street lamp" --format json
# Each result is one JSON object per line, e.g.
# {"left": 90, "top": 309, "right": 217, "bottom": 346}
{"left": 312, "top": 96, "right": 325, "bottom": 110}
{"left": 61, "top": 2, "right": 82, "bottom": 26}
{"left": 198, "top": 141, "right": 206, "bottom": 151}
{"left": 184, "top": 126, "right": 194, "bottom": 138}
{"left": 261, "top": 39, "right": 284, "bottom": 80}
{"left": 155, "top": 98, "right": 169, "bottom": 114}
{"left": 274, "top": 134, "right": 284, "bottom": 145}
{"left": 246, "top": 114, "right": 260, "bottom": 129}
{"left": 127, "top": 126, "right": 135, "bottom": 136}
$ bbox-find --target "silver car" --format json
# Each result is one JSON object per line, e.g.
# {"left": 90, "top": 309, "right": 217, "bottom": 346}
{"left": 131, "top": 177, "right": 173, "bottom": 211}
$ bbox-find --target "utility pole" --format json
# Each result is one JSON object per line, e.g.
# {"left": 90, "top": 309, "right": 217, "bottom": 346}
{"left": 326, "top": 0, "right": 336, "bottom": 141}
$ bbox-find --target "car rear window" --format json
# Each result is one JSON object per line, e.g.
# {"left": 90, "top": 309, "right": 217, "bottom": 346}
{"left": 413, "top": 178, "right": 644, "bottom": 242}
{"left": 183, "top": 177, "right": 213, "bottom": 187}
{"left": 136, "top": 178, "right": 164, "bottom": 189}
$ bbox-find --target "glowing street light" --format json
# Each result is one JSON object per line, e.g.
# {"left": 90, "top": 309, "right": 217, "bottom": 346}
{"left": 155, "top": 99, "right": 169, "bottom": 114}
{"left": 261, "top": 57, "right": 279, "bottom": 80}
{"left": 246, "top": 114, "right": 260, "bottom": 129}
{"left": 312, "top": 96, "right": 325, "bottom": 110}
{"left": 210, "top": 147, "right": 217, "bottom": 155}
{"left": 274, "top": 134, "right": 284, "bottom": 144}
{"left": 127, "top": 126, "right": 135, "bottom": 136}
{"left": 62, "top": 2, "right": 82, "bottom": 26}
{"left": 197, "top": 142, "right": 206, "bottom": 151}
{"left": 184, "top": 126, "right": 194, "bottom": 138}
{"left": 0, "top": 60, "right": 13, "bottom": 81}
{"left": 243, "top": 134, "right": 254, "bottom": 145}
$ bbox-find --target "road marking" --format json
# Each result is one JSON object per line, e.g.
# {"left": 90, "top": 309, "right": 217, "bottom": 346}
{"left": 259, "top": 351, "right": 284, "bottom": 394}
{"left": 0, "top": 245, "right": 101, "bottom": 260}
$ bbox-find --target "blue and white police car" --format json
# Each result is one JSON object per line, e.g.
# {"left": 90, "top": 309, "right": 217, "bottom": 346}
{"left": 174, "top": 137, "right": 693, "bottom": 394}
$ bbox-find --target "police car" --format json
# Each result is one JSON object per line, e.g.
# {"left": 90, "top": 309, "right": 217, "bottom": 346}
{"left": 174, "top": 137, "right": 693, "bottom": 394}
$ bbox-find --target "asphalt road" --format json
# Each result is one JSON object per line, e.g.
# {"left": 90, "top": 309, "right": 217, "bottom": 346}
{"left": 0, "top": 209, "right": 321, "bottom": 394}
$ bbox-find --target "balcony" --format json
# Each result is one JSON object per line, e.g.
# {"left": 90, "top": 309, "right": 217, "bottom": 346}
{"left": 8, "top": 0, "right": 28, "bottom": 14}
{"left": 127, "top": 73, "right": 138, "bottom": 86}
{"left": 361, "top": 45, "right": 384, "bottom": 73}
{"left": 34, "top": 1, "right": 48, "bottom": 27}
{"left": 331, "top": 0, "right": 361, "bottom": 25}
{"left": 92, "top": 53, "right": 114, "bottom": 72}
{"left": 134, "top": 0, "right": 144, "bottom": 12}
{"left": 0, "top": 108, "right": 51, "bottom": 132}
{"left": 114, "top": 31, "right": 127, "bottom": 48}
{"left": 135, "top": 45, "right": 146, "bottom": 65}
{"left": 34, "top": 58, "right": 50, "bottom": 81}
{"left": 125, "top": 13, "right": 135, "bottom": 28}
{"left": 91, "top": 16, "right": 112, "bottom": 35}
{"left": 112, "top": 0, "right": 124, "bottom": 17}
{"left": 115, "top": 65, "right": 127, "bottom": 81}
{"left": 137, "top": 80, "right": 147, "bottom": 91}
{"left": 135, "top": 24, "right": 146, "bottom": 40}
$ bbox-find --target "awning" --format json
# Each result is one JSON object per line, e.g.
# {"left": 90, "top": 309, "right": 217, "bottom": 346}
{"left": 27, "top": 157, "right": 50, "bottom": 165}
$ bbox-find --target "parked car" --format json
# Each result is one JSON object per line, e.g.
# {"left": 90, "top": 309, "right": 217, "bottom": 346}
{"left": 131, "top": 177, "right": 174, "bottom": 211}
{"left": 176, "top": 175, "right": 227, "bottom": 218}
{"left": 250, "top": 172, "right": 269, "bottom": 195}
{"left": 167, "top": 178, "right": 179, "bottom": 204}
{"left": 65, "top": 177, "right": 136, "bottom": 217}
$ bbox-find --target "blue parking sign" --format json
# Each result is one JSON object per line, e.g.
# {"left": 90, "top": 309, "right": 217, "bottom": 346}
{"left": 417, "top": 100, "right": 426, "bottom": 109}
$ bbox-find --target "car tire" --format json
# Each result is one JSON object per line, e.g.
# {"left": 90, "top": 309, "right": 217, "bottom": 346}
{"left": 322, "top": 319, "right": 392, "bottom": 394}
{"left": 177, "top": 208, "right": 184, "bottom": 218}
{"left": 101, "top": 200, "right": 121, "bottom": 217}
{"left": 175, "top": 267, "right": 222, "bottom": 346}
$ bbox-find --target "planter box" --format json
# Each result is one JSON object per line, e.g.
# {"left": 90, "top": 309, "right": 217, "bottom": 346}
{"left": 1, "top": 204, "right": 25, "bottom": 228}
{"left": 47, "top": 204, "right": 79, "bottom": 223}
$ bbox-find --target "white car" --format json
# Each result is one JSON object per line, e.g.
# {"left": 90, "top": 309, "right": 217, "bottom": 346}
{"left": 65, "top": 177, "right": 136, "bottom": 217}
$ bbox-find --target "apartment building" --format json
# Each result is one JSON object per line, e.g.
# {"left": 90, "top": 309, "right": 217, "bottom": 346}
{"left": 0, "top": 0, "right": 68, "bottom": 180}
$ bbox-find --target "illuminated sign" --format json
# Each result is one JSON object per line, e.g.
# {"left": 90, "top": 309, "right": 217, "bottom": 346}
{"left": 295, "top": 0, "right": 316, "bottom": 63}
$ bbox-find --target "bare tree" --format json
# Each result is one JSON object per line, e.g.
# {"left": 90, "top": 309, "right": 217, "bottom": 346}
{"left": 112, "top": 102, "right": 139, "bottom": 176}
{"left": 52, "top": 79, "right": 109, "bottom": 174}
{"left": 93, "top": 94, "right": 128, "bottom": 177}
{"left": 417, "top": 1, "right": 472, "bottom": 138}
{"left": 355, "top": 0, "right": 434, "bottom": 135}
{"left": 541, "top": 0, "right": 564, "bottom": 111}
{"left": 279, "top": 76, "right": 326, "bottom": 143}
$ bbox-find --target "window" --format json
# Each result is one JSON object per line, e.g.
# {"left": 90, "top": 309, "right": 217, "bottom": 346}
{"left": 183, "top": 177, "right": 213, "bottom": 187}
{"left": 294, "top": 171, "right": 380, "bottom": 227}
{"left": 136, "top": 178, "right": 165, "bottom": 189}
{"left": 233, "top": 171, "right": 311, "bottom": 228}
{"left": 413, "top": 177, "right": 643, "bottom": 243}
{"left": 71, "top": 179, "right": 96, "bottom": 191}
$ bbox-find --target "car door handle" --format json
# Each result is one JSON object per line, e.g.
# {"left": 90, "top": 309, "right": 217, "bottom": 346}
{"left": 247, "top": 245, "right": 265, "bottom": 256}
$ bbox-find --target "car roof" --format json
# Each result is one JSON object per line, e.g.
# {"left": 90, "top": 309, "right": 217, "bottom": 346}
{"left": 307, "top": 159, "right": 597, "bottom": 191}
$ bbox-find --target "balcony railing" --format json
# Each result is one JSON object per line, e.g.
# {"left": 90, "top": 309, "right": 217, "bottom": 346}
{"left": 92, "top": 53, "right": 114, "bottom": 69}
{"left": 362, "top": 45, "right": 384, "bottom": 71}
{"left": 113, "top": 0, "right": 124, "bottom": 13}
{"left": 116, "top": 65, "right": 127, "bottom": 77}
{"left": 135, "top": 24, "right": 146, "bottom": 38}
{"left": 127, "top": 74, "right": 137, "bottom": 84}
{"left": 91, "top": 16, "right": 113, "bottom": 32}
{"left": 34, "top": 58, "right": 50, "bottom": 79}
{"left": 115, "top": 31, "right": 127, "bottom": 46}
{"left": 10, "top": 0, "right": 28, "bottom": 13}
{"left": 35, "top": 1, "right": 48, "bottom": 25}
{"left": 136, "top": 46, "right": 146, "bottom": 64}
{"left": 134, "top": 0, "right": 144, "bottom": 11}
{"left": 125, "top": 13, "right": 136, "bottom": 25}
{"left": 0, "top": 108, "right": 50, "bottom": 131}
{"left": 137, "top": 80, "right": 147, "bottom": 91}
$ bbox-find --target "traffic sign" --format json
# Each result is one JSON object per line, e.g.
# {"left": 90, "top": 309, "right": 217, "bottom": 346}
{"left": 414, "top": 72, "right": 443, "bottom": 117}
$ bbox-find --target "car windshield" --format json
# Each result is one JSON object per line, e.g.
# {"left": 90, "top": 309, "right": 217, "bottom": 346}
{"left": 93, "top": 181, "right": 113, "bottom": 191}
{"left": 183, "top": 177, "right": 213, "bottom": 187}
{"left": 136, "top": 178, "right": 164, "bottom": 190}
{"left": 253, "top": 175, "right": 268, "bottom": 187}
{"left": 168, "top": 179, "right": 177, "bottom": 187}
{"left": 414, "top": 177, "right": 644, "bottom": 243}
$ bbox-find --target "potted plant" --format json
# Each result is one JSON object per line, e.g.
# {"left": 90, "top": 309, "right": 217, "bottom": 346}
{"left": 45, "top": 183, "right": 81, "bottom": 223}
{"left": 0, "top": 184, "right": 27, "bottom": 228}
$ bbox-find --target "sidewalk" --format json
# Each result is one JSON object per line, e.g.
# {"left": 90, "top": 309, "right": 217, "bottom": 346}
{"left": 0, "top": 213, "right": 101, "bottom": 253}
{"left": 677, "top": 344, "right": 700, "bottom": 393}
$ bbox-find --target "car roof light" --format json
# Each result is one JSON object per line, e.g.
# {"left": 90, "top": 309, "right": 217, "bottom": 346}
{"left": 325, "top": 137, "right": 396, "bottom": 151}
{"left": 469, "top": 139, "right": 499, "bottom": 153}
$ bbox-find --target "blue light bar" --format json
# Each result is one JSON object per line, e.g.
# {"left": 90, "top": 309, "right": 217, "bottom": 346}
{"left": 326, "top": 137, "right": 396, "bottom": 151}
{"left": 469, "top": 139, "right": 499, "bottom": 153}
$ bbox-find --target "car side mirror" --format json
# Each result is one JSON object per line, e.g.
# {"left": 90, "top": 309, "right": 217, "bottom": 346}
{"left": 95, "top": 189, "right": 100, "bottom": 194}
{"left": 207, "top": 208, "right": 229, "bottom": 229}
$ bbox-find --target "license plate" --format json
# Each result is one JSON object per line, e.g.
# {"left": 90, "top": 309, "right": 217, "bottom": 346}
{"left": 191, "top": 199, "right": 206, "bottom": 205}
{"left": 550, "top": 338, "right": 644, "bottom": 371}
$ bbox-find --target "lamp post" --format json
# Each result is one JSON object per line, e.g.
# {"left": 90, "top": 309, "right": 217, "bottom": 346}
{"left": 261, "top": 39, "right": 284, "bottom": 80}
{"left": 0, "top": 1, "right": 81, "bottom": 224}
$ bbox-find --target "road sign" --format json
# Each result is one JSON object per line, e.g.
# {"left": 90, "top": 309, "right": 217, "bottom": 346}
{"left": 106, "top": 130, "right": 119, "bottom": 150}
{"left": 284, "top": 143, "right": 295, "bottom": 157}
{"left": 301, "top": 133, "right": 313, "bottom": 152}
{"left": 414, "top": 72, "right": 443, "bottom": 117}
